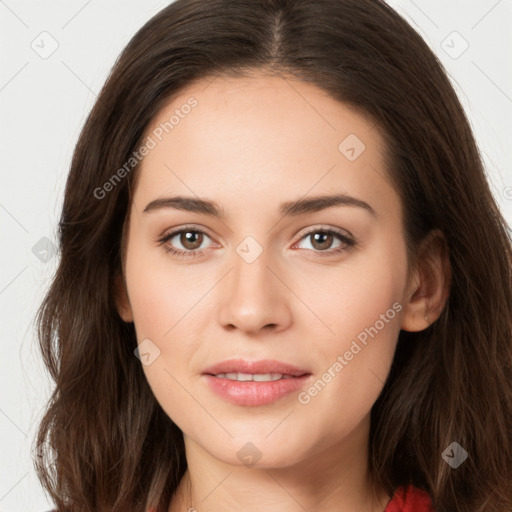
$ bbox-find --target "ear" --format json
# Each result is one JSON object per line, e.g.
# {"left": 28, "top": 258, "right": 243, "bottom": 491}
{"left": 401, "top": 229, "right": 451, "bottom": 332}
{"left": 113, "top": 272, "right": 134, "bottom": 323}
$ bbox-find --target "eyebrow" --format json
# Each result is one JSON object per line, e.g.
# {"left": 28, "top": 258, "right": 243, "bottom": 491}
{"left": 143, "top": 194, "right": 378, "bottom": 218}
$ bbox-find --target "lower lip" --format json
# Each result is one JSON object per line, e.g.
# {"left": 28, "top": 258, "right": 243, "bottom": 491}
{"left": 202, "top": 374, "right": 312, "bottom": 406}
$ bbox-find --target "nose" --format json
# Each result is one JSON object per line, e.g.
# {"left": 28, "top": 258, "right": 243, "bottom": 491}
{"left": 217, "top": 245, "right": 293, "bottom": 335}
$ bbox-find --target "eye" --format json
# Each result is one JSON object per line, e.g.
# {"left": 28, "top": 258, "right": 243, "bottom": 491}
{"left": 294, "top": 227, "right": 356, "bottom": 256}
{"left": 157, "top": 226, "right": 214, "bottom": 258}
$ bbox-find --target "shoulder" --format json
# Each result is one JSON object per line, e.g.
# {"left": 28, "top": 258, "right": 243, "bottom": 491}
{"left": 384, "top": 484, "right": 434, "bottom": 512}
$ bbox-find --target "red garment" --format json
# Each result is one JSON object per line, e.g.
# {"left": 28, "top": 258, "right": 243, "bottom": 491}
{"left": 146, "top": 485, "right": 432, "bottom": 512}
{"left": 50, "top": 485, "right": 431, "bottom": 512}
{"left": 384, "top": 484, "right": 434, "bottom": 511}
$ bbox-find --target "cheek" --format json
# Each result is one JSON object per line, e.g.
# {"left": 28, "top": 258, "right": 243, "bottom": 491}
{"left": 124, "top": 237, "right": 218, "bottom": 371}
{"left": 124, "top": 236, "right": 205, "bottom": 340}
{"left": 295, "top": 301, "right": 401, "bottom": 449}
{"left": 295, "top": 246, "right": 406, "bottom": 435}
{"left": 124, "top": 246, "right": 204, "bottom": 421}
{"left": 295, "top": 231, "right": 407, "bottom": 344}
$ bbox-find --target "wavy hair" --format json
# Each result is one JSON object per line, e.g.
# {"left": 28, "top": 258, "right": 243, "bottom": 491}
{"left": 34, "top": 0, "right": 512, "bottom": 511}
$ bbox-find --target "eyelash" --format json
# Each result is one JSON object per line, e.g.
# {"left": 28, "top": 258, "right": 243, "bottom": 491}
{"left": 157, "top": 225, "right": 357, "bottom": 259}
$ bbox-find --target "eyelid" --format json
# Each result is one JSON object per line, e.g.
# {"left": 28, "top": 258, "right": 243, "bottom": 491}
{"left": 294, "top": 224, "right": 354, "bottom": 241}
{"left": 159, "top": 224, "right": 213, "bottom": 240}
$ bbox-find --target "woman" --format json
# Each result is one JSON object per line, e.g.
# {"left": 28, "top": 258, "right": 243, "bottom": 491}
{"left": 35, "top": 0, "right": 512, "bottom": 511}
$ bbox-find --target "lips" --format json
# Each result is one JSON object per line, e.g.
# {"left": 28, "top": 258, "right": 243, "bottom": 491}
{"left": 201, "top": 358, "right": 313, "bottom": 406}
{"left": 202, "top": 358, "right": 311, "bottom": 377}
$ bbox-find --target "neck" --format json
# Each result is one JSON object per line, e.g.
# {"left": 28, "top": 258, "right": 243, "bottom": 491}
{"left": 167, "top": 414, "right": 391, "bottom": 512}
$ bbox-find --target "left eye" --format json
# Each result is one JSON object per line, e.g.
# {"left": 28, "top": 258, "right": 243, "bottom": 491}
{"left": 294, "top": 229, "right": 354, "bottom": 253}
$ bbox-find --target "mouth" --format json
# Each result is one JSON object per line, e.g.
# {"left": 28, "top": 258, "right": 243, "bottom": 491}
{"left": 201, "top": 358, "right": 313, "bottom": 406}
{"left": 208, "top": 372, "right": 302, "bottom": 381}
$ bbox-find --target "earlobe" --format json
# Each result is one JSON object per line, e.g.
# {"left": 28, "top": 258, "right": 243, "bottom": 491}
{"left": 400, "top": 229, "right": 451, "bottom": 332}
{"left": 113, "top": 273, "right": 134, "bottom": 323}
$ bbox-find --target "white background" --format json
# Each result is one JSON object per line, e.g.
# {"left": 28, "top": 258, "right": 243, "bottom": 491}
{"left": 1, "top": 1, "right": 511, "bottom": 510}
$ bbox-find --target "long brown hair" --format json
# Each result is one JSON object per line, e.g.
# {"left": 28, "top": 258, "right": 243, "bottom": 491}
{"left": 34, "top": 1, "right": 512, "bottom": 511}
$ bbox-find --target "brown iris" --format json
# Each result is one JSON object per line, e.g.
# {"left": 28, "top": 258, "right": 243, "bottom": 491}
{"left": 180, "top": 231, "right": 204, "bottom": 250}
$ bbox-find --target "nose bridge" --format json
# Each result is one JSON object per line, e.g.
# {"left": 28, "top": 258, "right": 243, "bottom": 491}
{"left": 218, "top": 235, "right": 291, "bottom": 332}
{"left": 230, "top": 235, "right": 276, "bottom": 301}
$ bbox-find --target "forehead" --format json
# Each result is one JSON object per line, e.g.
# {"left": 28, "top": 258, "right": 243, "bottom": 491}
{"left": 133, "top": 73, "right": 398, "bottom": 222}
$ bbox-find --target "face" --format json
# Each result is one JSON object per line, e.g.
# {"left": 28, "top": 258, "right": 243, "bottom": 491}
{"left": 117, "top": 73, "right": 413, "bottom": 469}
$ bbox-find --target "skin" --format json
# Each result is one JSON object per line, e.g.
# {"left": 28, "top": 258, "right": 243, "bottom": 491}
{"left": 115, "top": 72, "right": 450, "bottom": 512}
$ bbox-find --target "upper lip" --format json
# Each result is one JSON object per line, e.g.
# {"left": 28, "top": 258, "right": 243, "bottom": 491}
{"left": 202, "top": 358, "right": 311, "bottom": 377}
